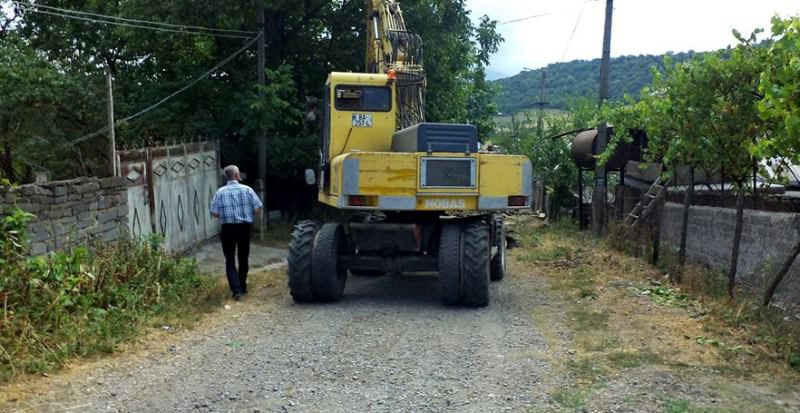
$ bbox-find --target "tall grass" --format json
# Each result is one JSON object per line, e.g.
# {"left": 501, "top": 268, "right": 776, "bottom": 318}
{"left": 0, "top": 208, "right": 219, "bottom": 381}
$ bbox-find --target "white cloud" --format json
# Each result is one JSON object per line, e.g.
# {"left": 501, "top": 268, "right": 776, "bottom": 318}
{"left": 467, "top": 0, "right": 800, "bottom": 79}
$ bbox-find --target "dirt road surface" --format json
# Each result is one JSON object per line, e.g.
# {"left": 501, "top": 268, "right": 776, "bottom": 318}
{"left": 2, "top": 266, "right": 565, "bottom": 413}
{"left": 3, "top": 221, "right": 800, "bottom": 413}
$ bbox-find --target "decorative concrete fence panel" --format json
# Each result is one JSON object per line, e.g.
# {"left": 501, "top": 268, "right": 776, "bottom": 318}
{"left": 118, "top": 142, "right": 220, "bottom": 252}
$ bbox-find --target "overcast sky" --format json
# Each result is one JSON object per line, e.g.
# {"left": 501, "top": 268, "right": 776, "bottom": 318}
{"left": 467, "top": 0, "right": 800, "bottom": 80}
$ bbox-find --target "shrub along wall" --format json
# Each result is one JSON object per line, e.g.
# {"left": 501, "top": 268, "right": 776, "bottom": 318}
{"left": 0, "top": 177, "right": 129, "bottom": 255}
{"left": 660, "top": 202, "right": 800, "bottom": 306}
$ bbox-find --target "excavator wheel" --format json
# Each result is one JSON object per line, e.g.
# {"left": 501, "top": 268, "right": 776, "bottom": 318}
{"left": 288, "top": 220, "right": 320, "bottom": 303}
{"left": 461, "top": 221, "right": 490, "bottom": 307}
{"left": 438, "top": 223, "right": 462, "bottom": 306}
{"left": 311, "top": 223, "right": 348, "bottom": 302}
{"left": 350, "top": 269, "right": 385, "bottom": 277}
{"left": 490, "top": 216, "right": 507, "bottom": 281}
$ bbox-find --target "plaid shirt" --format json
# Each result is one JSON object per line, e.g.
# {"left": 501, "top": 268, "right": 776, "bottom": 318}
{"left": 210, "top": 181, "right": 263, "bottom": 224}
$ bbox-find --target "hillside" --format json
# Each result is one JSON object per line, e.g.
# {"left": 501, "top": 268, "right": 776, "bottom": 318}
{"left": 492, "top": 51, "right": 698, "bottom": 114}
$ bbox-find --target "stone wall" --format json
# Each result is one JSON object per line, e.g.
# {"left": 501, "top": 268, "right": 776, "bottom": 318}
{"left": 660, "top": 202, "right": 800, "bottom": 305}
{"left": 0, "top": 177, "right": 129, "bottom": 255}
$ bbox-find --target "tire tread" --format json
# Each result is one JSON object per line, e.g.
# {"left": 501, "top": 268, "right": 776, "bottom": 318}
{"left": 287, "top": 220, "right": 318, "bottom": 302}
{"left": 462, "top": 221, "right": 490, "bottom": 307}
{"left": 439, "top": 223, "right": 462, "bottom": 306}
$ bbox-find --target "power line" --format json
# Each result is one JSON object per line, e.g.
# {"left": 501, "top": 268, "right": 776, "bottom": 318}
{"left": 499, "top": 13, "right": 548, "bottom": 25}
{"left": 17, "top": 4, "right": 255, "bottom": 39}
{"left": 523, "top": 0, "right": 590, "bottom": 112}
{"left": 17, "top": 2, "right": 257, "bottom": 35}
{"left": 559, "top": 0, "right": 590, "bottom": 63}
{"left": 66, "top": 34, "right": 261, "bottom": 147}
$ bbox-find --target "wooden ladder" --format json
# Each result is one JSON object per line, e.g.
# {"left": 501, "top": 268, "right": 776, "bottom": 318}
{"left": 624, "top": 180, "right": 667, "bottom": 230}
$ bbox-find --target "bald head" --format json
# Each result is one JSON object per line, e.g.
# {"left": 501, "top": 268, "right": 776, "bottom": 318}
{"left": 224, "top": 165, "right": 240, "bottom": 181}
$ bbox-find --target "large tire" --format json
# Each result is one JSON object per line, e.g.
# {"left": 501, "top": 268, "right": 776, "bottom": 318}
{"left": 350, "top": 269, "right": 385, "bottom": 277}
{"left": 490, "top": 216, "right": 507, "bottom": 281}
{"left": 438, "top": 223, "right": 462, "bottom": 306}
{"left": 311, "top": 223, "right": 348, "bottom": 302}
{"left": 461, "top": 221, "right": 490, "bottom": 307}
{"left": 288, "top": 220, "right": 319, "bottom": 302}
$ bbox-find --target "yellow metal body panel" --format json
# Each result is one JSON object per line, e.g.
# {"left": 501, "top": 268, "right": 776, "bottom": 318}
{"left": 478, "top": 154, "right": 528, "bottom": 197}
{"left": 320, "top": 72, "right": 532, "bottom": 212}
{"left": 326, "top": 72, "right": 397, "bottom": 159}
{"left": 319, "top": 151, "right": 531, "bottom": 211}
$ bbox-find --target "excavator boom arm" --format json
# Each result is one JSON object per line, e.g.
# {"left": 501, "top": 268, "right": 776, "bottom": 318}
{"left": 366, "top": 0, "right": 426, "bottom": 129}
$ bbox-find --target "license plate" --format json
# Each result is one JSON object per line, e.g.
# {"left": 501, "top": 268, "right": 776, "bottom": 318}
{"left": 352, "top": 113, "right": 373, "bottom": 128}
{"left": 421, "top": 198, "right": 468, "bottom": 210}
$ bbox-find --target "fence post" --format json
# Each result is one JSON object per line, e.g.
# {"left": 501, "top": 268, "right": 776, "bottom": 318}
{"left": 676, "top": 167, "right": 694, "bottom": 283}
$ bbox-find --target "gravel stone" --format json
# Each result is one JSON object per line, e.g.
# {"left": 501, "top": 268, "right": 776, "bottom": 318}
{"left": 5, "top": 271, "right": 560, "bottom": 412}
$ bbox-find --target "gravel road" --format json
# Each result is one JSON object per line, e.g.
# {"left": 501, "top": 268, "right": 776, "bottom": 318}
{"left": 10, "top": 266, "right": 566, "bottom": 413}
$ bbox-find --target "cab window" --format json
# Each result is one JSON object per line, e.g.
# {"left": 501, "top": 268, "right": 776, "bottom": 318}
{"left": 335, "top": 86, "right": 391, "bottom": 112}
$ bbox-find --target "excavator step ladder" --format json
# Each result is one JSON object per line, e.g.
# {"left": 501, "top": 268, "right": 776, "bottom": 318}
{"left": 624, "top": 180, "right": 667, "bottom": 230}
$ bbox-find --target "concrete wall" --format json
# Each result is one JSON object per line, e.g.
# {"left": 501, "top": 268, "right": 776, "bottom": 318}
{"left": 118, "top": 142, "right": 220, "bottom": 252}
{"left": 660, "top": 202, "right": 800, "bottom": 305}
{"left": 0, "top": 177, "right": 129, "bottom": 255}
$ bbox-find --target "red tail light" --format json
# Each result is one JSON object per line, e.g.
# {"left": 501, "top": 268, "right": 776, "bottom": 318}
{"left": 508, "top": 196, "right": 528, "bottom": 207}
{"left": 348, "top": 195, "right": 368, "bottom": 206}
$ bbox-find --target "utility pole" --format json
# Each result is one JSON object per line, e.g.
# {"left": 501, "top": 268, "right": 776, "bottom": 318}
{"left": 510, "top": 113, "right": 518, "bottom": 153}
{"left": 534, "top": 70, "right": 548, "bottom": 139}
{"left": 105, "top": 64, "right": 117, "bottom": 177}
{"left": 256, "top": 2, "right": 267, "bottom": 236}
{"left": 593, "top": 0, "right": 613, "bottom": 235}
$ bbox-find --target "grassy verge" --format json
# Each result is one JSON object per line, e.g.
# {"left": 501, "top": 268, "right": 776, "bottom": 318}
{"left": 510, "top": 216, "right": 800, "bottom": 412}
{"left": 0, "top": 209, "right": 227, "bottom": 382}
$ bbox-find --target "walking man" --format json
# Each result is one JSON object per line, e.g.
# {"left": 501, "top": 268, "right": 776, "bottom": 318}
{"left": 211, "top": 165, "right": 263, "bottom": 300}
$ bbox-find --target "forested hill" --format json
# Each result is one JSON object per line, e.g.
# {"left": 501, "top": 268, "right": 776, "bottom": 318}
{"left": 492, "top": 51, "right": 698, "bottom": 114}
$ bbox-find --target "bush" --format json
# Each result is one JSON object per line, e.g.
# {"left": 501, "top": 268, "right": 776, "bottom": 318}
{"left": 0, "top": 208, "right": 215, "bottom": 381}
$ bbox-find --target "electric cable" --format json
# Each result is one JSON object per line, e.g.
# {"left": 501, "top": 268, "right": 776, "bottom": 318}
{"left": 65, "top": 34, "right": 261, "bottom": 147}
{"left": 499, "top": 13, "right": 548, "bottom": 25}
{"left": 16, "top": 2, "right": 257, "bottom": 35}
{"left": 520, "top": 0, "right": 591, "bottom": 119}
{"left": 17, "top": 4, "right": 255, "bottom": 39}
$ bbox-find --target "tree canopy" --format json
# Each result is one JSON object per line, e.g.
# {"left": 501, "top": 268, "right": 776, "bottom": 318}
{"left": 0, "top": 0, "right": 503, "bottom": 200}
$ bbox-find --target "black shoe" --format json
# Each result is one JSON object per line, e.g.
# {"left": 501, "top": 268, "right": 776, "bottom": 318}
{"left": 232, "top": 292, "right": 244, "bottom": 301}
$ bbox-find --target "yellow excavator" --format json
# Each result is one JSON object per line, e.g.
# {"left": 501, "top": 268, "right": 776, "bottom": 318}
{"left": 287, "top": 0, "right": 532, "bottom": 306}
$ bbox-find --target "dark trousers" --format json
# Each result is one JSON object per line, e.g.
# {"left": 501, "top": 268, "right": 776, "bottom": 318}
{"left": 220, "top": 223, "right": 251, "bottom": 294}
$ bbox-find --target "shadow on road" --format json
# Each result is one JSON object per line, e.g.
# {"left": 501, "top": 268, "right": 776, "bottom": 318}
{"left": 337, "top": 273, "right": 461, "bottom": 309}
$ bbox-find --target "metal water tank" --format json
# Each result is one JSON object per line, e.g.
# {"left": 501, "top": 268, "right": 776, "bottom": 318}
{"left": 570, "top": 128, "right": 641, "bottom": 170}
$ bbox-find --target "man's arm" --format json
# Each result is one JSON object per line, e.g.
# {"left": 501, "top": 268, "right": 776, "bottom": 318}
{"left": 249, "top": 188, "right": 264, "bottom": 212}
{"left": 210, "top": 191, "right": 221, "bottom": 219}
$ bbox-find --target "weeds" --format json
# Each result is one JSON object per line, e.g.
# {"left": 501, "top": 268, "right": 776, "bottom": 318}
{"left": 0, "top": 207, "right": 221, "bottom": 381}
{"left": 607, "top": 217, "right": 800, "bottom": 372}
{"left": 638, "top": 285, "right": 691, "bottom": 307}
{"left": 551, "top": 388, "right": 586, "bottom": 411}
{"left": 569, "top": 309, "right": 609, "bottom": 332}
{"left": 663, "top": 399, "right": 691, "bottom": 413}
{"left": 606, "top": 351, "right": 663, "bottom": 368}
{"left": 519, "top": 216, "right": 800, "bottom": 376}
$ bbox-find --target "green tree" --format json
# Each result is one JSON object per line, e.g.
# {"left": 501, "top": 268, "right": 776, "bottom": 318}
{"left": 0, "top": 36, "right": 94, "bottom": 181}
{"left": 756, "top": 16, "right": 800, "bottom": 306}
{"left": 402, "top": 0, "right": 503, "bottom": 136}
{"left": 757, "top": 16, "right": 800, "bottom": 162}
{"left": 4, "top": 0, "right": 505, "bottom": 218}
{"left": 605, "top": 30, "right": 770, "bottom": 296}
